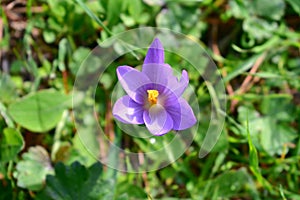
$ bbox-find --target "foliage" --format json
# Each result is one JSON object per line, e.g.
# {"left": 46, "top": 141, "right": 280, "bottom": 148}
{"left": 0, "top": 0, "right": 299, "bottom": 199}
{"left": 36, "top": 162, "right": 116, "bottom": 200}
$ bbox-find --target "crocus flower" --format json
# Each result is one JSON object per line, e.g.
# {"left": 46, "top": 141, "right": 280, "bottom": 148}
{"left": 112, "top": 38, "right": 196, "bottom": 136}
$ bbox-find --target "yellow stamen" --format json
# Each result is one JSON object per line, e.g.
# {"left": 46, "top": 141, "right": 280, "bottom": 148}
{"left": 147, "top": 90, "right": 159, "bottom": 105}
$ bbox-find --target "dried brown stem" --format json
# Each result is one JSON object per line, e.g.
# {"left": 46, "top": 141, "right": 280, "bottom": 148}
{"left": 138, "top": 151, "right": 149, "bottom": 193}
{"left": 239, "top": 53, "right": 266, "bottom": 94}
{"left": 62, "top": 70, "right": 69, "bottom": 94}
{"left": 230, "top": 53, "right": 266, "bottom": 112}
{"left": 6, "top": 0, "right": 25, "bottom": 10}
{"left": 105, "top": 98, "right": 115, "bottom": 142}
{"left": 11, "top": 6, "right": 44, "bottom": 14}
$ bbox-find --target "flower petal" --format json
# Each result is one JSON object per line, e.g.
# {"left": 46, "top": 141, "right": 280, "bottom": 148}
{"left": 142, "top": 64, "right": 189, "bottom": 98}
{"left": 112, "top": 95, "right": 144, "bottom": 124}
{"left": 143, "top": 38, "right": 164, "bottom": 64}
{"left": 142, "top": 63, "right": 172, "bottom": 86}
{"left": 143, "top": 104, "right": 173, "bottom": 136}
{"left": 166, "top": 97, "right": 196, "bottom": 130}
{"left": 168, "top": 70, "right": 189, "bottom": 98}
{"left": 117, "top": 66, "right": 151, "bottom": 103}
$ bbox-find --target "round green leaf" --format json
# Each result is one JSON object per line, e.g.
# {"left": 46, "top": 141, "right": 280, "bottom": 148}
{"left": 14, "top": 146, "right": 53, "bottom": 191}
{"left": 8, "top": 89, "right": 71, "bottom": 133}
{"left": 0, "top": 128, "right": 24, "bottom": 162}
{"left": 43, "top": 30, "right": 56, "bottom": 44}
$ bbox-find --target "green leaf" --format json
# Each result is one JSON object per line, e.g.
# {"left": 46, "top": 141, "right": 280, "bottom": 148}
{"left": 247, "top": 120, "right": 259, "bottom": 171}
{"left": 285, "top": 0, "right": 300, "bottom": 15}
{"left": 246, "top": 119, "right": 274, "bottom": 193}
{"left": 36, "top": 161, "right": 114, "bottom": 200}
{"left": 229, "top": 0, "right": 285, "bottom": 20}
{"left": 120, "top": 14, "right": 136, "bottom": 27}
{"left": 245, "top": 71, "right": 282, "bottom": 79}
{"left": 0, "top": 102, "right": 15, "bottom": 128}
{"left": 206, "top": 168, "right": 258, "bottom": 198}
{"left": 0, "top": 73, "right": 18, "bottom": 104}
{"left": 48, "top": 0, "right": 66, "bottom": 18}
{"left": 260, "top": 118, "right": 297, "bottom": 155}
{"left": 228, "top": 0, "right": 250, "bottom": 19}
{"left": 0, "top": 128, "right": 24, "bottom": 162}
{"left": 260, "top": 96, "right": 295, "bottom": 121}
{"left": 115, "top": 181, "right": 148, "bottom": 199}
{"left": 156, "top": 8, "right": 181, "bottom": 32}
{"left": 259, "top": 97, "right": 297, "bottom": 155}
{"left": 128, "top": 0, "right": 142, "bottom": 22}
{"left": 14, "top": 146, "right": 53, "bottom": 191}
{"left": 58, "top": 38, "right": 69, "bottom": 71}
{"left": 224, "top": 54, "right": 262, "bottom": 82}
{"left": 69, "top": 47, "right": 91, "bottom": 75}
{"left": 239, "top": 100, "right": 297, "bottom": 156}
{"left": 107, "top": 0, "right": 124, "bottom": 26}
{"left": 279, "top": 184, "right": 287, "bottom": 200}
{"left": 8, "top": 89, "right": 71, "bottom": 132}
{"left": 67, "top": 134, "right": 97, "bottom": 167}
{"left": 136, "top": 13, "right": 150, "bottom": 24}
{"left": 243, "top": 17, "right": 278, "bottom": 41}
{"left": 253, "top": 0, "right": 285, "bottom": 20}
{"left": 143, "top": 0, "right": 164, "bottom": 6}
{"left": 75, "top": 0, "right": 112, "bottom": 35}
{"left": 43, "top": 30, "right": 56, "bottom": 44}
{"left": 210, "top": 128, "right": 229, "bottom": 153}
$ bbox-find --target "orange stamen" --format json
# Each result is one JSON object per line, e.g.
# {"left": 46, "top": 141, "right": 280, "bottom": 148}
{"left": 147, "top": 90, "right": 159, "bottom": 105}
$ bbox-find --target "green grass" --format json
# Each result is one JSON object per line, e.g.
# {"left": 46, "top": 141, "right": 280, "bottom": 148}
{"left": 0, "top": 0, "right": 299, "bottom": 199}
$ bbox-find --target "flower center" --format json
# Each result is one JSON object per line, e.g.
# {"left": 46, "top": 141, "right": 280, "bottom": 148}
{"left": 147, "top": 90, "right": 159, "bottom": 105}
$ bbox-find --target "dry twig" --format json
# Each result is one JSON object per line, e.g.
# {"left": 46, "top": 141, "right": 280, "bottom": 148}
{"left": 230, "top": 53, "right": 266, "bottom": 112}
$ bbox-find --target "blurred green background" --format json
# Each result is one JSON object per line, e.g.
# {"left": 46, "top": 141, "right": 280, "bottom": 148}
{"left": 0, "top": 0, "right": 300, "bottom": 199}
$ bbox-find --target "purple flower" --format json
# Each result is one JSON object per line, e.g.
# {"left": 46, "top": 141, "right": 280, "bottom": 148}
{"left": 112, "top": 38, "right": 196, "bottom": 136}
